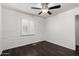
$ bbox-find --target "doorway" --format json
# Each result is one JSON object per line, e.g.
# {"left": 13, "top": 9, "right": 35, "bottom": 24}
{"left": 75, "top": 15, "right": 79, "bottom": 55}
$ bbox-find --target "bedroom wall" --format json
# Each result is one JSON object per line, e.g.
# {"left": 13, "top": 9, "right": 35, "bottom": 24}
{"left": 2, "top": 7, "right": 45, "bottom": 50}
{"left": 0, "top": 4, "right": 2, "bottom": 54}
{"left": 45, "top": 7, "right": 79, "bottom": 50}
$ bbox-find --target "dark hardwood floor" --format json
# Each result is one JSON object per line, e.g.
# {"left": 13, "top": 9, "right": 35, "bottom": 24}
{"left": 1, "top": 41, "right": 76, "bottom": 56}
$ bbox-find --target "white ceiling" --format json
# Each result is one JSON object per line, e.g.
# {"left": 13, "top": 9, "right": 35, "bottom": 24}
{"left": 2, "top": 3, "right": 79, "bottom": 18}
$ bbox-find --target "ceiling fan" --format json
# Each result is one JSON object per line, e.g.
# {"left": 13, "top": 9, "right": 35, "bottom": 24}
{"left": 31, "top": 3, "right": 61, "bottom": 15}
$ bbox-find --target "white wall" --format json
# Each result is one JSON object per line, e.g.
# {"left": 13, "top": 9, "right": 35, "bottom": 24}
{"left": 2, "top": 7, "right": 45, "bottom": 50}
{"left": 0, "top": 4, "right": 2, "bottom": 54}
{"left": 46, "top": 7, "right": 79, "bottom": 50}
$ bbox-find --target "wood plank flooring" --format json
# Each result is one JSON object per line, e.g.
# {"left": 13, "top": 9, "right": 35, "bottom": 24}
{"left": 1, "top": 41, "right": 76, "bottom": 56}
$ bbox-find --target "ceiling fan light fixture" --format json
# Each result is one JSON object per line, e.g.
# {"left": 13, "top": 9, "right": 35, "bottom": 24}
{"left": 31, "top": 3, "right": 61, "bottom": 15}
{"left": 42, "top": 8, "right": 48, "bottom": 13}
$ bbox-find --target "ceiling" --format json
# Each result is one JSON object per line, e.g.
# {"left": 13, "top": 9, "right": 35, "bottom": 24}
{"left": 2, "top": 3, "right": 79, "bottom": 18}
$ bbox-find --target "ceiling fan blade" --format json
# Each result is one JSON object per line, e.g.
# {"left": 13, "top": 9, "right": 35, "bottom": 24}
{"left": 49, "top": 5, "right": 61, "bottom": 9}
{"left": 47, "top": 11, "right": 52, "bottom": 15}
{"left": 38, "top": 11, "right": 42, "bottom": 15}
{"left": 31, "top": 7, "right": 41, "bottom": 9}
